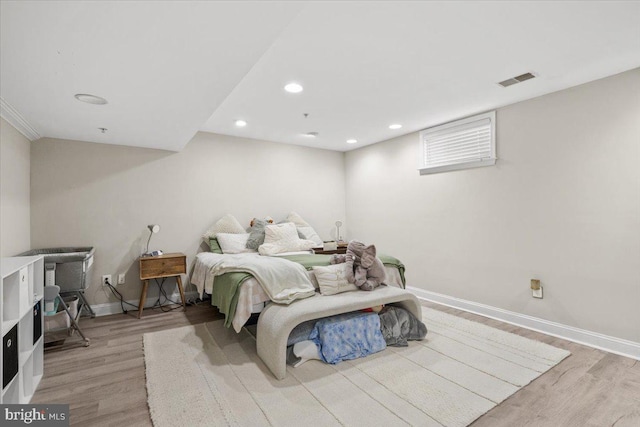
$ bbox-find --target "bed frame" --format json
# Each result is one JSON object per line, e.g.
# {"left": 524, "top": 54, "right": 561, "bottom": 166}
{"left": 256, "top": 286, "right": 422, "bottom": 380}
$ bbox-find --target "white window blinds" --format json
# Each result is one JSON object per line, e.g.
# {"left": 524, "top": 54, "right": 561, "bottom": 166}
{"left": 419, "top": 111, "right": 496, "bottom": 174}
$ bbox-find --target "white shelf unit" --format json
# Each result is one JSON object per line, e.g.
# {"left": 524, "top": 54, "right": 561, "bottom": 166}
{"left": 1, "top": 255, "right": 44, "bottom": 404}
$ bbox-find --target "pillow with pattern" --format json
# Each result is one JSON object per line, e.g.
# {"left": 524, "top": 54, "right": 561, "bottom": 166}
{"left": 312, "top": 263, "right": 358, "bottom": 295}
{"left": 285, "top": 212, "right": 323, "bottom": 246}
{"left": 286, "top": 211, "right": 310, "bottom": 227}
{"left": 202, "top": 214, "right": 245, "bottom": 239}
{"left": 297, "top": 225, "right": 323, "bottom": 247}
{"left": 258, "top": 222, "right": 316, "bottom": 255}
{"left": 217, "top": 233, "right": 256, "bottom": 254}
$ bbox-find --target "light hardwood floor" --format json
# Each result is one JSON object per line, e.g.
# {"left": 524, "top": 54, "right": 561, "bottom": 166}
{"left": 32, "top": 301, "right": 640, "bottom": 426}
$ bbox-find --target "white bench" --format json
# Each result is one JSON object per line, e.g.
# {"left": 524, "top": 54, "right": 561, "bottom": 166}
{"left": 256, "top": 286, "right": 422, "bottom": 380}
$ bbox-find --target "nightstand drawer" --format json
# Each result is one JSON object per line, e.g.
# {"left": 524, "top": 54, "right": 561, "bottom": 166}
{"left": 139, "top": 254, "right": 186, "bottom": 280}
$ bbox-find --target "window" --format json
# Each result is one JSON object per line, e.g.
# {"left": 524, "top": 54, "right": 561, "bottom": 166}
{"left": 419, "top": 111, "right": 496, "bottom": 175}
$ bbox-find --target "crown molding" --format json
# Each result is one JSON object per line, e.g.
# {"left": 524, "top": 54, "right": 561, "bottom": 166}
{"left": 0, "top": 97, "right": 41, "bottom": 141}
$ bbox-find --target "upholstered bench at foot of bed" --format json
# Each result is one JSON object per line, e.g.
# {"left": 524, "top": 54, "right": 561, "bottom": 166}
{"left": 256, "top": 286, "right": 422, "bottom": 380}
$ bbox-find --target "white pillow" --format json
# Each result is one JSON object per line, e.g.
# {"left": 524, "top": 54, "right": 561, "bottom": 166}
{"left": 285, "top": 213, "right": 323, "bottom": 246}
{"left": 264, "top": 222, "right": 299, "bottom": 245}
{"left": 297, "top": 225, "right": 323, "bottom": 247}
{"left": 312, "top": 264, "right": 357, "bottom": 295}
{"left": 286, "top": 212, "right": 310, "bottom": 227}
{"left": 216, "top": 233, "right": 255, "bottom": 254}
{"left": 202, "top": 214, "right": 245, "bottom": 239}
{"left": 259, "top": 222, "right": 316, "bottom": 255}
{"left": 259, "top": 240, "right": 316, "bottom": 256}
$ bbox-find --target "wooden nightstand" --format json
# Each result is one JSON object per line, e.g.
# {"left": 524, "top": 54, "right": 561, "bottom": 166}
{"left": 138, "top": 252, "right": 187, "bottom": 318}
{"left": 313, "top": 247, "right": 347, "bottom": 255}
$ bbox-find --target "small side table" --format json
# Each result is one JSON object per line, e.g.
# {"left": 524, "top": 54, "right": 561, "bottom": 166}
{"left": 138, "top": 252, "right": 187, "bottom": 318}
{"left": 312, "top": 247, "right": 348, "bottom": 255}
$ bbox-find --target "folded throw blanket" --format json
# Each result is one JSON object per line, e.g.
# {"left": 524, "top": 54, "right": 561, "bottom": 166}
{"left": 198, "top": 253, "right": 316, "bottom": 304}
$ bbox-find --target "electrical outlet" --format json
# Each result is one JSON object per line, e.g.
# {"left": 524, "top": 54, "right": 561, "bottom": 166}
{"left": 102, "top": 275, "right": 112, "bottom": 286}
{"left": 117, "top": 274, "right": 125, "bottom": 285}
{"left": 531, "top": 279, "right": 543, "bottom": 299}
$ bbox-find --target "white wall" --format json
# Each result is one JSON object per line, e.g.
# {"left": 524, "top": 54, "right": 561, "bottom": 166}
{"left": 0, "top": 117, "right": 31, "bottom": 257}
{"left": 345, "top": 69, "right": 640, "bottom": 343}
{"left": 31, "top": 132, "right": 345, "bottom": 305}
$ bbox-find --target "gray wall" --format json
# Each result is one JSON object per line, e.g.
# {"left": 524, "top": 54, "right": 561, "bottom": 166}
{"left": 30, "top": 132, "right": 346, "bottom": 305}
{"left": 345, "top": 68, "right": 640, "bottom": 343}
{"left": 0, "top": 117, "right": 31, "bottom": 257}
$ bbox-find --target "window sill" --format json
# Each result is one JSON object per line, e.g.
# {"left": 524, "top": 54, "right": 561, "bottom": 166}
{"left": 418, "top": 158, "right": 496, "bottom": 175}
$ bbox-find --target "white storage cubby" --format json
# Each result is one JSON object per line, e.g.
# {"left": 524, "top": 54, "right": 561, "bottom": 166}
{"left": 2, "top": 272, "right": 20, "bottom": 332}
{"left": 1, "top": 255, "right": 45, "bottom": 404}
{"left": 19, "top": 310, "right": 34, "bottom": 359}
{"left": 33, "top": 340, "right": 44, "bottom": 385}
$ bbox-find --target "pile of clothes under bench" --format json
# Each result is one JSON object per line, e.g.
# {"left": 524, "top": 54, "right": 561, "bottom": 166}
{"left": 286, "top": 305, "right": 428, "bottom": 367}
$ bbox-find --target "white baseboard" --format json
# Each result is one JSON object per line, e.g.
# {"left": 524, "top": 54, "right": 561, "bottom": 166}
{"left": 91, "top": 290, "right": 200, "bottom": 317}
{"left": 407, "top": 287, "right": 640, "bottom": 361}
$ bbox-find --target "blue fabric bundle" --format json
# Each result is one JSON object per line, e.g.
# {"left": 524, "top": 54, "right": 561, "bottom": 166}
{"left": 310, "top": 312, "right": 386, "bottom": 364}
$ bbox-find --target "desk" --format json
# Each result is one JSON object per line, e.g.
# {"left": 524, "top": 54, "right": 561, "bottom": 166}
{"left": 138, "top": 253, "right": 186, "bottom": 318}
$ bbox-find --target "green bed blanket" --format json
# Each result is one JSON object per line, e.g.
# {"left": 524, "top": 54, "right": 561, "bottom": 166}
{"left": 211, "top": 253, "right": 406, "bottom": 328}
{"left": 210, "top": 271, "right": 252, "bottom": 328}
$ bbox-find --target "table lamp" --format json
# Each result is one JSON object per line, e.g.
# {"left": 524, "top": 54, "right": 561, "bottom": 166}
{"left": 144, "top": 224, "right": 161, "bottom": 256}
{"left": 335, "top": 220, "right": 343, "bottom": 242}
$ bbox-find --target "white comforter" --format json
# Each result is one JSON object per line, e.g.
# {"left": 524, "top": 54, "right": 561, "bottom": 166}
{"left": 191, "top": 252, "right": 315, "bottom": 304}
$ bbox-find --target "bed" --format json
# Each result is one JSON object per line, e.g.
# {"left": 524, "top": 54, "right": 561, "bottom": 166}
{"left": 190, "top": 213, "right": 419, "bottom": 379}
{"left": 191, "top": 250, "right": 407, "bottom": 332}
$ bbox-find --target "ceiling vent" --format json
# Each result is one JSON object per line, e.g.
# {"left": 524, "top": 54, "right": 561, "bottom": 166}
{"left": 498, "top": 72, "right": 536, "bottom": 88}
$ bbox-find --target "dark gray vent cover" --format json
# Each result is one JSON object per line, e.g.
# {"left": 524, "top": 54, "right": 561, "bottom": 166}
{"left": 498, "top": 78, "right": 519, "bottom": 87}
{"left": 515, "top": 72, "right": 535, "bottom": 82}
{"left": 498, "top": 72, "right": 536, "bottom": 87}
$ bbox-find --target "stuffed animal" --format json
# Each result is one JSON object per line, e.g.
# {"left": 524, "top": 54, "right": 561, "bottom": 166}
{"left": 250, "top": 217, "right": 274, "bottom": 227}
{"left": 330, "top": 241, "right": 386, "bottom": 291}
{"left": 378, "top": 306, "right": 428, "bottom": 347}
{"left": 361, "top": 304, "right": 384, "bottom": 313}
{"left": 342, "top": 240, "right": 386, "bottom": 291}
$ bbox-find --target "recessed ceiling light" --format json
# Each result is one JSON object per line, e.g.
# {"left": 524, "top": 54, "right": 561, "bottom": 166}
{"left": 346, "top": 139, "right": 358, "bottom": 144}
{"left": 389, "top": 124, "right": 402, "bottom": 130}
{"left": 74, "top": 93, "right": 108, "bottom": 105}
{"left": 304, "top": 132, "right": 318, "bottom": 138}
{"left": 284, "top": 82, "right": 303, "bottom": 93}
{"left": 235, "top": 119, "right": 247, "bottom": 127}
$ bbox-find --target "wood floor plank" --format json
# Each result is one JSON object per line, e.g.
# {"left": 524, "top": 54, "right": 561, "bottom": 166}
{"left": 31, "top": 300, "right": 639, "bottom": 426}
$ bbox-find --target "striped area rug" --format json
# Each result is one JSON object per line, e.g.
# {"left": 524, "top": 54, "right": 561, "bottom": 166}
{"left": 144, "top": 307, "right": 570, "bottom": 427}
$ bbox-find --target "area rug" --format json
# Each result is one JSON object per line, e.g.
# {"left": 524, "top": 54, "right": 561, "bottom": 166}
{"left": 144, "top": 307, "right": 570, "bottom": 427}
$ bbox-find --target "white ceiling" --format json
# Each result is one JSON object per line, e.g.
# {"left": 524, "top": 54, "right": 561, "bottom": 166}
{"left": 2, "top": 1, "right": 639, "bottom": 152}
